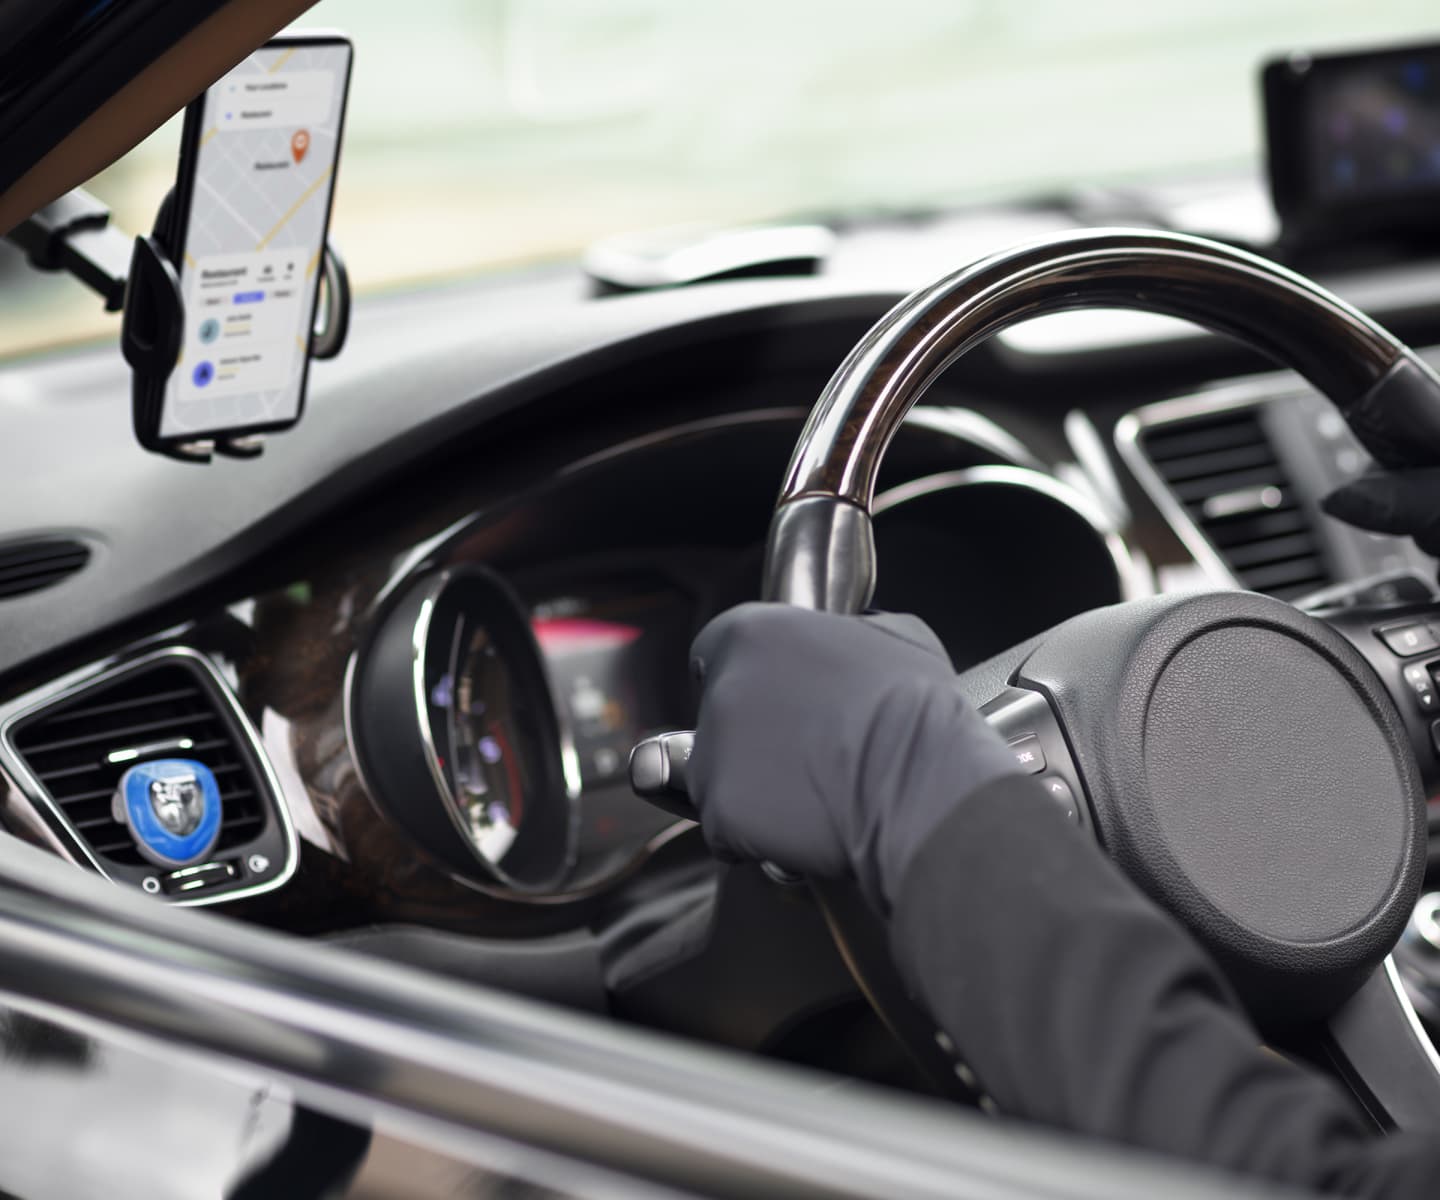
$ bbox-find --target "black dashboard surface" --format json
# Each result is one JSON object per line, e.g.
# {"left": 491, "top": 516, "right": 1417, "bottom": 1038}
{"left": 0, "top": 273, "right": 902, "bottom": 679}
{"left": 3, "top": 214, "right": 1440, "bottom": 687}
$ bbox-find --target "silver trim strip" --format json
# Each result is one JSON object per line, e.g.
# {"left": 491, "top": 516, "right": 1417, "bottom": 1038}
{"left": 550, "top": 404, "right": 1030, "bottom": 491}
{"left": 873, "top": 464, "right": 1151, "bottom": 602}
{"left": 1200, "top": 484, "right": 1283, "bottom": 522}
{"left": 1385, "top": 954, "right": 1440, "bottom": 1079}
{"left": 0, "top": 646, "right": 298, "bottom": 908}
{"left": 370, "top": 511, "right": 476, "bottom": 616}
{"left": 105, "top": 736, "right": 194, "bottom": 765}
{"left": 900, "top": 406, "right": 1040, "bottom": 471}
{"left": 407, "top": 568, "right": 582, "bottom": 896}
{"left": 1063, "top": 408, "right": 1132, "bottom": 529}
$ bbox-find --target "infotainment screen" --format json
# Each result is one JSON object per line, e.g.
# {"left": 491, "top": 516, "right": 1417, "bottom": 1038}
{"left": 156, "top": 35, "right": 352, "bottom": 444}
{"left": 1264, "top": 42, "right": 1440, "bottom": 245}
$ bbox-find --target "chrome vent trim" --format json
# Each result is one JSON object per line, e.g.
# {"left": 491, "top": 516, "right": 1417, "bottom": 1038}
{"left": 0, "top": 647, "right": 297, "bottom": 906}
{"left": 1117, "top": 386, "right": 1334, "bottom": 600}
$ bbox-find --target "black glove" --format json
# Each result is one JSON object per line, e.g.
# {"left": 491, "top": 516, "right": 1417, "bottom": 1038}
{"left": 1322, "top": 467, "right": 1440, "bottom": 560}
{"left": 688, "top": 603, "right": 1021, "bottom": 914}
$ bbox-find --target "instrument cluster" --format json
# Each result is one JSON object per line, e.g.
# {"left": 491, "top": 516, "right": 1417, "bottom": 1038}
{"left": 350, "top": 563, "right": 700, "bottom": 901}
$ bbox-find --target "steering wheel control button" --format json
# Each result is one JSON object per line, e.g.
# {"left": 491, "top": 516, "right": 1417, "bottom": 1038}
{"left": 1429, "top": 720, "right": 1440, "bottom": 759}
{"left": 1376, "top": 621, "right": 1440, "bottom": 657}
{"left": 1006, "top": 734, "right": 1046, "bottom": 775}
{"left": 628, "top": 731, "right": 698, "bottom": 820}
{"left": 1038, "top": 776, "right": 1078, "bottom": 823}
{"left": 1402, "top": 662, "right": 1440, "bottom": 713}
{"left": 111, "top": 758, "right": 223, "bottom": 869}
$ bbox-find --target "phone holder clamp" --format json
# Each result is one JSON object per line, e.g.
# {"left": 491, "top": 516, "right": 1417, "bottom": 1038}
{"left": 119, "top": 190, "right": 350, "bottom": 464}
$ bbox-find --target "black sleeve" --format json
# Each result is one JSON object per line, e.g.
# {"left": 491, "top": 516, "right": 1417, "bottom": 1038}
{"left": 887, "top": 775, "right": 1440, "bottom": 1198}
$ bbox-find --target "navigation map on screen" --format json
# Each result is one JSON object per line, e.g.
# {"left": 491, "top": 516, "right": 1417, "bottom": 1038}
{"left": 161, "top": 40, "right": 351, "bottom": 439}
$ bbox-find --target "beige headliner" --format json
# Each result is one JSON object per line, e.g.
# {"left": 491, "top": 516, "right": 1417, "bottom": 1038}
{"left": 0, "top": 0, "right": 318, "bottom": 237}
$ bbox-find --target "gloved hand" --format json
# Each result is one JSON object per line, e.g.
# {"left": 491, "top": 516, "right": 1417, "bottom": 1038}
{"left": 1322, "top": 467, "right": 1440, "bottom": 560}
{"left": 688, "top": 603, "right": 1021, "bottom": 914}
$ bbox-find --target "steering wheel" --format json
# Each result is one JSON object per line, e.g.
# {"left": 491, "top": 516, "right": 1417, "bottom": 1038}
{"left": 635, "top": 228, "right": 1440, "bottom": 1127}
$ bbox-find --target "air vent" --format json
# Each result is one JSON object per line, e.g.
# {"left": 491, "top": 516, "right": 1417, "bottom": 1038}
{"left": 5, "top": 653, "right": 285, "bottom": 897}
{"left": 1135, "top": 404, "right": 1332, "bottom": 601}
{"left": 0, "top": 538, "right": 90, "bottom": 600}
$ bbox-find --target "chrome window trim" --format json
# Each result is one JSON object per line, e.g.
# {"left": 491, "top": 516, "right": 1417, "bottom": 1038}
{"left": 0, "top": 825, "right": 1285, "bottom": 1200}
{"left": 0, "top": 645, "right": 298, "bottom": 907}
{"left": 1113, "top": 376, "right": 1313, "bottom": 591}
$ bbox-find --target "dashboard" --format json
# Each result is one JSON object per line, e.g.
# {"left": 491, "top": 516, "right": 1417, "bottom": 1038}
{"left": 1, "top": 212, "right": 1440, "bottom": 937}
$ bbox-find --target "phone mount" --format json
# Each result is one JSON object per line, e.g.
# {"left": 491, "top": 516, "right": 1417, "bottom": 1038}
{"left": 119, "top": 189, "right": 350, "bottom": 463}
{"left": 7, "top": 186, "right": 350, "bottom": 464}
{"left": 7, "top": 188, "right": 134, "bottom": 311}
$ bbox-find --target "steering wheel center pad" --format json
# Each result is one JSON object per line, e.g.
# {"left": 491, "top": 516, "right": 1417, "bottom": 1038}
{"left": 1016, "top": 590, "right": 1425, "bottom": 1023}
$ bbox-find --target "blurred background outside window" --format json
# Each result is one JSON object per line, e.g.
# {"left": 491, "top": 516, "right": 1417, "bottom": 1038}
{"left": 1, "top": 0, "right": 1437, "bottom": 358}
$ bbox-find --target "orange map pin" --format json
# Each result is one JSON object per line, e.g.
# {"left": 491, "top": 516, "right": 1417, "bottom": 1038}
{"left": 291, "top": 129, "right": 310, "bottom": 164}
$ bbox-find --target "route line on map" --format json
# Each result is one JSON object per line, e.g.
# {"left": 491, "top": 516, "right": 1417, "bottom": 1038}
{"left": 256, "top": 165, "right": 334, "bottom": 251}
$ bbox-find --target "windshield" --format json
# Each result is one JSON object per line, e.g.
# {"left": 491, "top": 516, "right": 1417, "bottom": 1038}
{"left": 2, "top": 0, "right": 1438, "bottom": 357}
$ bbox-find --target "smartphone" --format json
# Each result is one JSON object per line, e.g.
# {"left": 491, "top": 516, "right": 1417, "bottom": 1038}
{"left": 147, "top": 33, "right": 353, "bottom": 447}
{"left": 1264, "top": 41, "right": 1440, "bottom": 247}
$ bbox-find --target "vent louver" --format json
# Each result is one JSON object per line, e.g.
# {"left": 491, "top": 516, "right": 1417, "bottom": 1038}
{"left": 8, "top": 657, "right": 267, "bottom": 869}
{"left": 0, "top": 539, "right": 90, "bottom": 600}
{"left": 1136, "top": 405, "right": 1332, "bottom": 601}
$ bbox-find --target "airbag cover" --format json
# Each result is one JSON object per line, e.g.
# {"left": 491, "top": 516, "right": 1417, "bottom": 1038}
{"left": 1017, "top": 591, "right": 1424, "bottom": 1024}
{"left": 1147, "top": 626, "right": 1400, "bottom": 941}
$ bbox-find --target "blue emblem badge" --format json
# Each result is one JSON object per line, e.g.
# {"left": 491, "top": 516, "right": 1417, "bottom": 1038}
{"left": 112, "top": 759, "right": 223, "bottom": 868}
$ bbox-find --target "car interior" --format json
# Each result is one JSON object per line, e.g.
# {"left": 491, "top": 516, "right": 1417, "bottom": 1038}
{"left": 7, "top": 2, "right": 1440, "bottom": 1197}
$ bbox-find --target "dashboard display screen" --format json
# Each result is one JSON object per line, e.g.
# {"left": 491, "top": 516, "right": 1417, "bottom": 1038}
{"left": 161, "top": 38, "right": 352, "bottom": 440}
{"left": 1306, "top": 55, "right": 1440, "bottom": 203}
{"left": 1266, "top": 43, "right": 1440, "bottom": 241}
{"left": 531, "top": 578, "right": 694, "bottom": 789}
